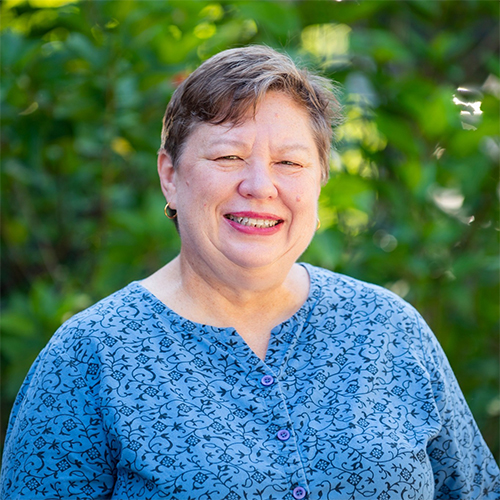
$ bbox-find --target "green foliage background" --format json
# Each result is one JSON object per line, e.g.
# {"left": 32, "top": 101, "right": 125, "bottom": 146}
{"left": 1, "top": 0, "right": 499, "bottom": 459}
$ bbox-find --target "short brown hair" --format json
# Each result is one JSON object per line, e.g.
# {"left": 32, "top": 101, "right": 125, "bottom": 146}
{"left": 160, "top": 45, "right": 342, "bottom": 184}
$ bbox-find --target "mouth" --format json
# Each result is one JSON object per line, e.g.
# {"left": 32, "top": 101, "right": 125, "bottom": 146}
{"left": 224, "top": 214, "right": 283, "bottom": 229}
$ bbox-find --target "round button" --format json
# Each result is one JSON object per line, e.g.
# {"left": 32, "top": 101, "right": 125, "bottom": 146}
{"left": 292, "top": 486, "right": 307, "bottom": 499}
{"left": 260, "top": 375, "right": 274, "bottom": 387}
{"left": 276, "top": 429, "right": 291, "bottom": 441}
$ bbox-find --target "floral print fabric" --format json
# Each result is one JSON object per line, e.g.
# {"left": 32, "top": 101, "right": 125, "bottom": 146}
{"left": 2, "top": 264, "right": 499, "bottom": 499}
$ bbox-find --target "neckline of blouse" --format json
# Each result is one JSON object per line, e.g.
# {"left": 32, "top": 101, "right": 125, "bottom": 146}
{"left": 131, "top": 262, "right": 320, "bottom": 336}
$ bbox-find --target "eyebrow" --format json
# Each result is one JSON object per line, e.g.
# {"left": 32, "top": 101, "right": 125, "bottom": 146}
{"left": 274, "top": 143, "right": 313, "bottom": 153}
{"left": 208, "top": 139, "right": 249, "bottom": 148}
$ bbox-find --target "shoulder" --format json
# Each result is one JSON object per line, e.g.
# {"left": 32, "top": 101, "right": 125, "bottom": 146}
{"left": 301, "top": 264, "right": 458, "bottom": 384}
{"left": 45, "top": 281, "right": 162, "bottom": 353}
{"left": 304, "top": 263, "right": 415, "bottom": 313}
{"left": 14, "top": 281, "right": 165, "bottom": 405}
{"left": 302, "top": 263, "right": 428, "bottom": 348}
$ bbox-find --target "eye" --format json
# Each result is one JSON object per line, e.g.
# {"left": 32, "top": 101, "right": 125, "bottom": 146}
{"left": 216, "top": 155, "right": 242, "bottom": 161}
{"left": 278, "top": 160, "right": 301, "bottom": 167}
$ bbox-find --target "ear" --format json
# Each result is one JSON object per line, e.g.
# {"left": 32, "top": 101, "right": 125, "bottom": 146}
{"left": 157, "top": 149, "right": 177, "bottom": 209}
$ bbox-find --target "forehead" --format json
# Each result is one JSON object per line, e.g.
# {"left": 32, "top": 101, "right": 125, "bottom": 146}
{"left": 188, "top": 92, "right": 317, "bottom": 150}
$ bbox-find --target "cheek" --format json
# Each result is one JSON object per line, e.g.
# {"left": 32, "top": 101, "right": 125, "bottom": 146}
{"left": 179, "top": 173, "right": 229, "bottom": 214}
{"left": 179, "top": 174, "right": 212, "bottom": 200}
{"left": 291, "top": 182, "right": 320, "bottom": 207}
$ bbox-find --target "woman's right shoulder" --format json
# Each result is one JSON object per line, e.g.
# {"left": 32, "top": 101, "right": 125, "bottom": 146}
{"left": 47, "top": 281, "right": 157, "bottom": 349}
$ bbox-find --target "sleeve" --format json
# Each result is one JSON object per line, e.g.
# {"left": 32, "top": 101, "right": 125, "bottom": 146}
{"left": 415, "top": 313, "right": 500, "bottom": 499}
{"left": 1, "top": 322, "right": 117, "bottom": 500}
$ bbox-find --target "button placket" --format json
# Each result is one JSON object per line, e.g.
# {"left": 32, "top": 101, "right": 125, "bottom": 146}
{"left": 257, "top": 368, "right": 309, "bottom": 500}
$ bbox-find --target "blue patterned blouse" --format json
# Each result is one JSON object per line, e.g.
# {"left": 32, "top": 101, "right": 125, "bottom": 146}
{"left": 2, "top": 264, "right": 499, "bottom": 499}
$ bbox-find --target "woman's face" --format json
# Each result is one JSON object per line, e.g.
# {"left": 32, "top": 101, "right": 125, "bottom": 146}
{"left": 159, "top": 91, "right": 322, "bottom": 276}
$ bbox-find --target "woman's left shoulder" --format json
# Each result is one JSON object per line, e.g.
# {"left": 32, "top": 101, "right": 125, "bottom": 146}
{"left": 302, "top": 263, "right": 432, "bottom": 349}
{"left": 304, "top": 263, "right": 418, "bottom": 314}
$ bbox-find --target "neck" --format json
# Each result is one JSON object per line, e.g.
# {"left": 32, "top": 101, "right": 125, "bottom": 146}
{"left": 181, "top": 249, "right": 294, "bottom": 303}
{"left": 141, "top": 253, "right": 310, "bottom": 360}
{"left": 179, "top": 252, "right": 302, "bottom": 318}
{"left": 144, "top": 250, "right": 309, "bottom": 328}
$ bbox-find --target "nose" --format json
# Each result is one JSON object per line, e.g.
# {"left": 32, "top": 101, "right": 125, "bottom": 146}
{"left": 237, "top": 161, "right": 278, "bottom": 200}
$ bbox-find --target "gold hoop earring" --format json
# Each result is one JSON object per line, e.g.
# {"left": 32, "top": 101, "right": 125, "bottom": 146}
{"left": 316, "top": 218, "right": 321, "bottom": 230}
{"left": 164, "top": 202, "right": 177, "bottom": 219}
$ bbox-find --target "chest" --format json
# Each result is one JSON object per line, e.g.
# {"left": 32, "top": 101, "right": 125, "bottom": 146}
{"left": 101, "top": 325, "right": 438, "bottom": 499}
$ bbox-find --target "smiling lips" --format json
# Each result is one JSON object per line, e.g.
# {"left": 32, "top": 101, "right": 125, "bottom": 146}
{"left": 224, "top": 213, "right": 283, "bottom": 230}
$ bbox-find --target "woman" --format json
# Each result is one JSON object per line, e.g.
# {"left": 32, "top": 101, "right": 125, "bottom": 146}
{"left": 2, "top": 46, "right": 498, "bottom": 500}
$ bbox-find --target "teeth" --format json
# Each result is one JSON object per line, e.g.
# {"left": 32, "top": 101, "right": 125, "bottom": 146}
{"left": 226, "top": 214, "right": 280, "bottom": 228}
